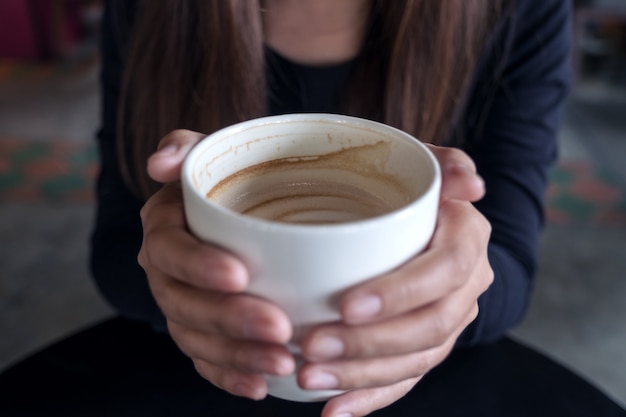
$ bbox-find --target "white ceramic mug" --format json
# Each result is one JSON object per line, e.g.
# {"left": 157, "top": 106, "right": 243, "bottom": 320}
{"left": 181, "top": 113, "right": 441, "bottom": 402}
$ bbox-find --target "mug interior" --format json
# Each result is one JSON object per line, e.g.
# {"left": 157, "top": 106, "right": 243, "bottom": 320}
{"left": 186, "top": 114, "right": 436, "bottom": 222}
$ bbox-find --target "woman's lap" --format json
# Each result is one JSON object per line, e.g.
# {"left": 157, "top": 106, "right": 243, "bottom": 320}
{"left": 1, "top": 317, "right": 624, "bottom": 417}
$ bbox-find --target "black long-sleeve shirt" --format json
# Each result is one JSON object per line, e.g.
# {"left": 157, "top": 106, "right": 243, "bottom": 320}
{"left": 90, "top": 0, "right": 572, "bottom": 345}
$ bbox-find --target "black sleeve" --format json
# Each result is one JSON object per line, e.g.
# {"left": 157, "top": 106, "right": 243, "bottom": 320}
{"left": 457, "top": 0, "right": 572, "bottom": 345}
{"left": 90, "top": 0, "right": 167, "bottom": 332}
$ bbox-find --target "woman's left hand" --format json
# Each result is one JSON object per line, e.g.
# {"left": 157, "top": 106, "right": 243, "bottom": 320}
{"left": 298, "top": 145, "right": 494, "bottom": 417}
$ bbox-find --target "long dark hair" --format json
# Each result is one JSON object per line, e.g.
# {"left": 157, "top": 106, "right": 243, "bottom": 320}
{"left": 119, "top": 0, "right": 503, "bottom": 198}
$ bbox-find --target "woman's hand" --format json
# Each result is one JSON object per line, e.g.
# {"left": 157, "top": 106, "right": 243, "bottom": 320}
{"left": 298, "top": 145, "right": 493, "bottom": 417}
{"left": 138, "top": 129, "right": 296, "bottom": 400}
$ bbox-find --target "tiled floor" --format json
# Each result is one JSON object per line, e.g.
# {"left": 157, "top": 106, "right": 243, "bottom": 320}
{"left": 0, "top": 57, "right": 625, "bottom": 409}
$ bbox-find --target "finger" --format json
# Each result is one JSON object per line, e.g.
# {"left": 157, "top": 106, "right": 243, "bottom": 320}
{"left": 193, "top": 358, "right": 269, "bottom": 401}
{"left": 302, "top": 288, "right": 479, "bottom": 361}
{"left": 321, "top": 378, "right": 419, "bottom": 417}
{"left": 147, "top": 129, "right": 205, "bottom": 183}
{"left": 300, "top": 349, "right": 444, "bottom": 392}
{"left": 168, "top": 321, "right": 295, "bottom": 376}
{"left": 153, "top": 280, "right": 292, "bottom": 343}
{"left": 300, "top": 307, "right": 474, "bottom": 391}
{"left": 139, "top": 183, "right": 248, "bottom": 292}
{"left": 339, "top": 200, "right": 491, "bottom": 324}
{"left": 426, "top": 144, "right": 485, "bottom": 202}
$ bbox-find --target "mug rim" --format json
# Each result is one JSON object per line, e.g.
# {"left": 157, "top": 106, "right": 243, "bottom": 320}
{"left": 181, "top": 113, "right": 441, "bottom": 233}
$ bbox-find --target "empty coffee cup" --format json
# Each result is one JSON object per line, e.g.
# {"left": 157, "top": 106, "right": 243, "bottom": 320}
{"left": 181, "top": 113, "right": 441, "bottom": 402}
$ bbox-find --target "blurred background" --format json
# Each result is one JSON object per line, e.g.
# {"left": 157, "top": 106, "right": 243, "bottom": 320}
{"left": 0, "top": 0, "right": 625, "bottom": 408}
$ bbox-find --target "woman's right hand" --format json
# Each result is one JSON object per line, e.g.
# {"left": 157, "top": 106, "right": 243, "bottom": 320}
{"left": 137, "top": 130, "right": 296, "bottom": 400}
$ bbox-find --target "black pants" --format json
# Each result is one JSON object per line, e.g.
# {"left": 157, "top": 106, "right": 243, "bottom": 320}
{"left": 1, "top": 317, "right": 624, "bottom": 417}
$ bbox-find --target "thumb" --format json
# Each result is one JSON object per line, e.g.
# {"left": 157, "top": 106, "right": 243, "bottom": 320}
{"left": 147, "top": 129, "right": 205, "bottom": 183}
{"left": 425, "top": 144, "right": 485, "bottom": 203}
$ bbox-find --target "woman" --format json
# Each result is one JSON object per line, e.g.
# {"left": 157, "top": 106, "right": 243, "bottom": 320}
{"left": 91, "top": 1, "right": 579, "bottom": 416}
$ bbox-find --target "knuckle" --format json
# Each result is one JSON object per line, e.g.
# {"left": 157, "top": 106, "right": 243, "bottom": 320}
{"left": 445, "top": 243, "right": 473, "bottom": 286}
{"left": 151, "top": 284, "right": 174, "bottom": 318}
{"left": 429, "top": 309, "right": 455, "bottom": 346}
{"left": 146, "top": 272, "right": 184, "bottom": 321}
{"left": 193, "top": 359, "right": 225, "bottom": 388}
{"left": 470, "top": 302, "right": 480, "bottom": 322}
{"left": 167, "top": 320, "right": 194, "bottom": 356}
{"left": 394, "top": 279, "right": 417, "bottom": 317}
{"left": 148, "top": 275, "right": 169, "bottom": 305}
{"left": 480, "top": 214, "right": 492, "bottom": 233}
{"left": 477, "top": 215, "right": 492, "bottom": 243}
{"left": 459, "top": 303, "right": 480, "bottom": 334}
{"left": 137, "top": 227, "right": 164, "bottom": 274}
{"left": 136, "top": 248, "right": 147, "bottom": 269}
{"left": 412, "top": 350, "right": 441, "bottom": 376}
{"left": 137, "top": 234, "right": 155, "bottom": 270}
{"left": 139, "top": 202, "right": 149, "bottom": 223}
{"left": 484, "top": 264, "right": 495, "bottom": 287}
{"left": 138, "top": 234, "right": 159, "bottom": 268}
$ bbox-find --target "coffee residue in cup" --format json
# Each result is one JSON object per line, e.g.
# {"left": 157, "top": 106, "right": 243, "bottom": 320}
{"left": 206, "top": 141, "right": 413, "bottom": 224}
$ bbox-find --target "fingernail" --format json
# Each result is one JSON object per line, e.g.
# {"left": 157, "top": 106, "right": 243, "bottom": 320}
{"left": 446, "top": 163, "right": 474, "bottom": 176}
{"left": 157, "top": 144, "right": 178, "bottom": 155}
{"left": 304, "top": 369, "right": 339, "bottom": 389}
{"left": 309, "top": 336, "right": 344, "bottom": 359}
{"left": 334, "top": 414, "right": 353, "bottom": 417}
{"left": 344, "top": 295, "right": 381, "bottom": 322}
{"left": 445, "top": 163, "right": 485, "bottom": 195}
